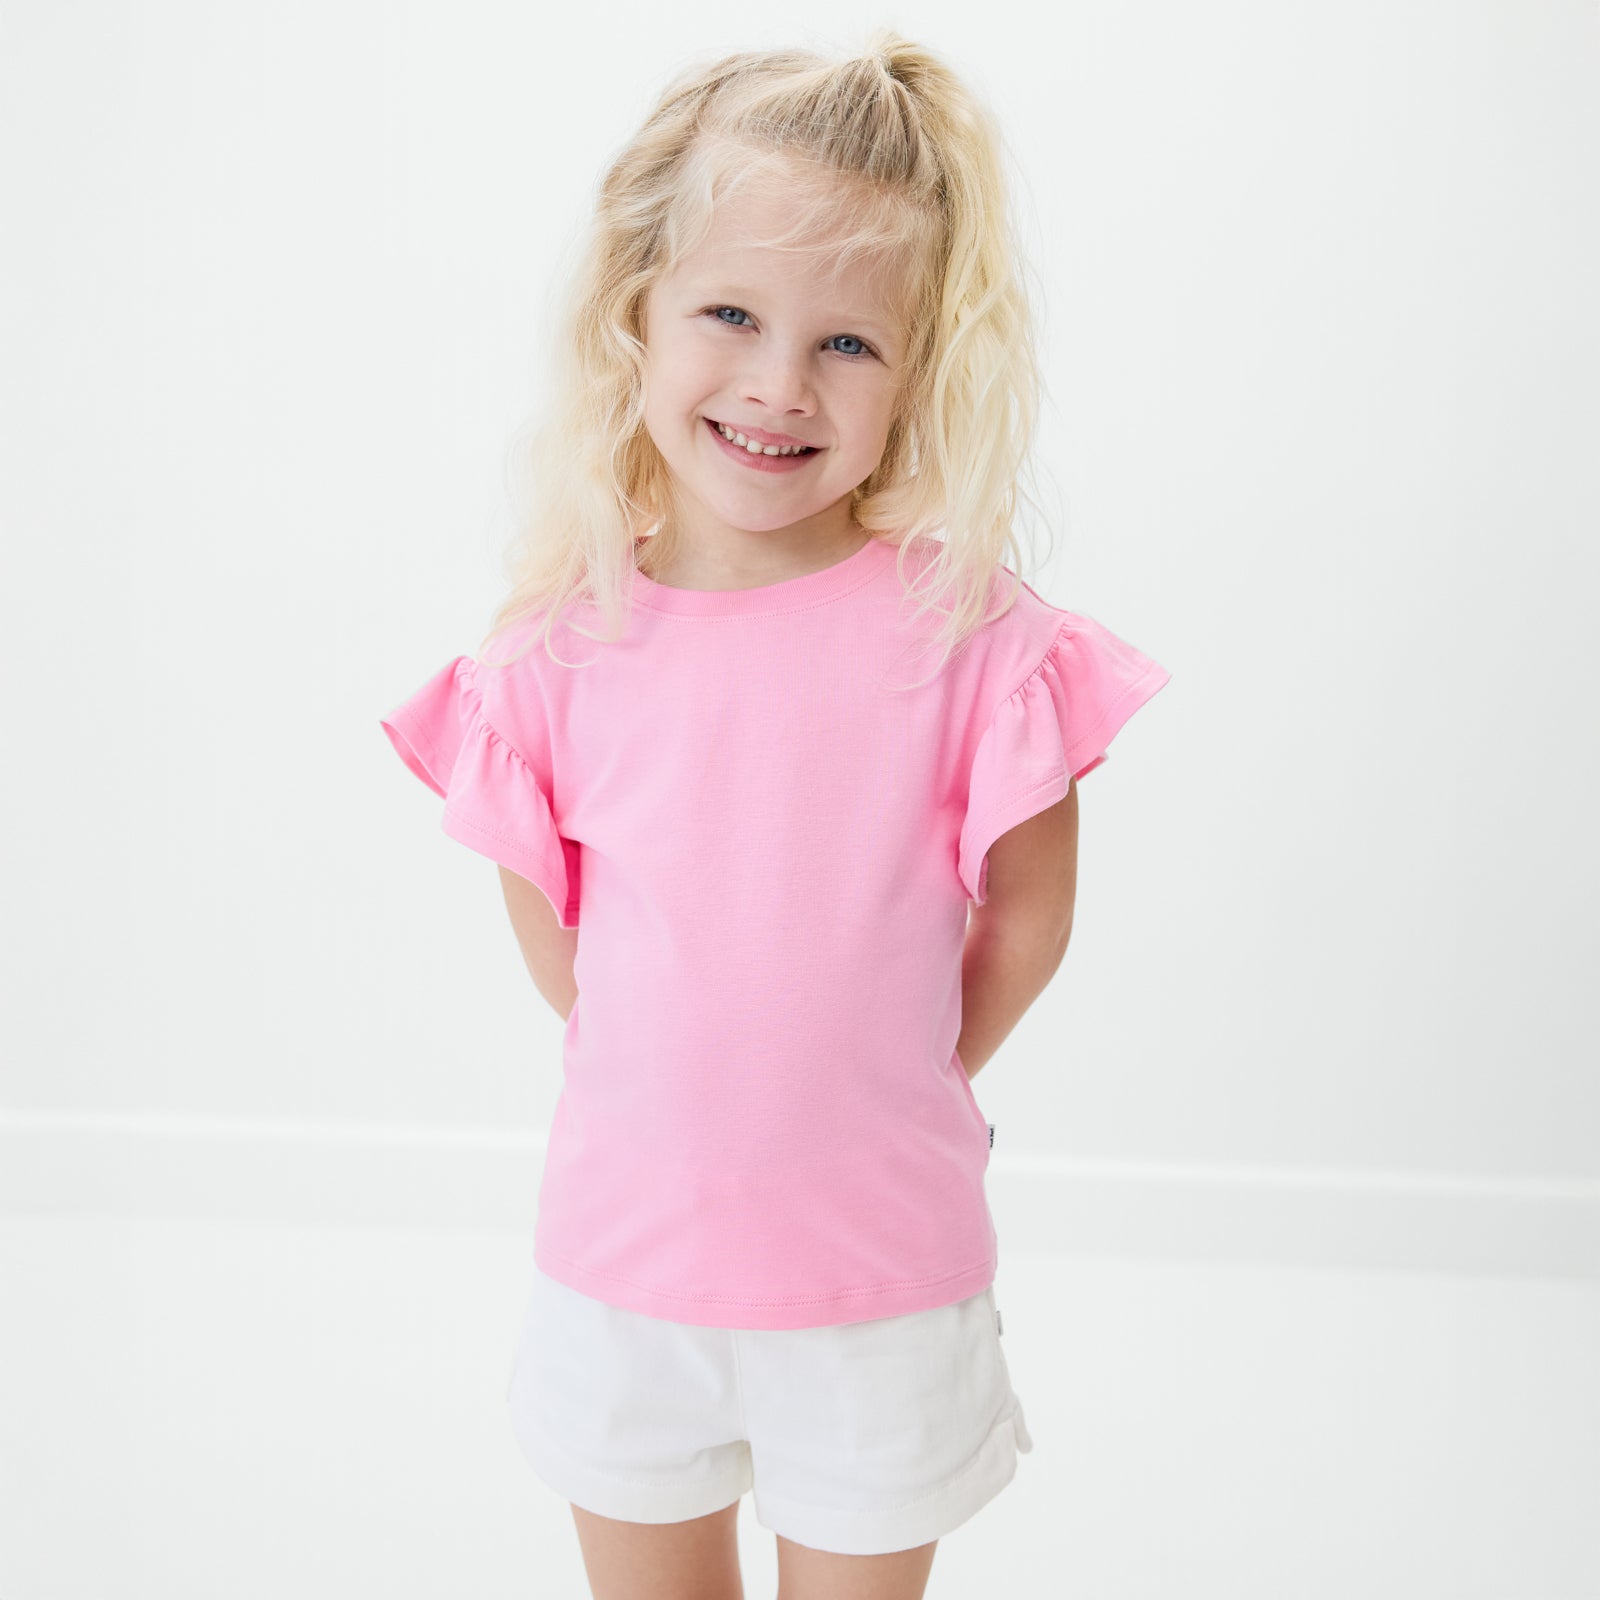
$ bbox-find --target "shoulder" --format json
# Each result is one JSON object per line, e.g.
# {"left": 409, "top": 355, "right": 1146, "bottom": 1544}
{"left": 986, "top": 568, "right": 1073, "bottom": 660}
{"left": 955, "top": 558, "right": 1170, "bottom": 746}
{"left": 877, "top": 536, "right": 1082, "bottom": 704}
{"left": 956, "top": 550, "right": 1076, "bottom": 699}
{"left": 466, "top": 608, "right": 582, "bottom": 758}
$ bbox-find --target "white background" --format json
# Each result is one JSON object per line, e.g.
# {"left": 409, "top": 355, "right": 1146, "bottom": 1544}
{"left": 2, "top": 3, "right": 1597, "bottom": 1596}
{"left": 5, "top": 0, "right": 1595, "bottom": 1236}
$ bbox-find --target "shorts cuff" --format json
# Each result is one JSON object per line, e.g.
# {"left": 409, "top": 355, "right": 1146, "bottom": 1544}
{"left": 752, "top": 1400, "right": 1033, "bottom": 1557}
{"left": 507, "top": 1412, "right": 753, "bottom": 1525}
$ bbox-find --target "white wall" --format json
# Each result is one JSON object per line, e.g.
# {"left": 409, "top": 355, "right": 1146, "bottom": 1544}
{"left": 4, "top": 0, "right": 1596, "bottom": 1273}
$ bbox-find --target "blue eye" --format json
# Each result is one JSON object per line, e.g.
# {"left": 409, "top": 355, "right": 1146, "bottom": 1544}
{"left": 703, "top": 306, "right": 876, "bottom": 361}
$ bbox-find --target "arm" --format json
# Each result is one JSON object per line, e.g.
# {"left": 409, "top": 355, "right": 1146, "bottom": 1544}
{"left": 499, "top": 865, "right": 579, "bottom": 1022}
{"left": 956, "top": 779, "right": 1078, "bottom": 1080}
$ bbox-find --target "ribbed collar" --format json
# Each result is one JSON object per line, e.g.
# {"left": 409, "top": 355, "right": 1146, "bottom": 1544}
{"left": 630, "top": 534, "right": 897, "bottom": 617}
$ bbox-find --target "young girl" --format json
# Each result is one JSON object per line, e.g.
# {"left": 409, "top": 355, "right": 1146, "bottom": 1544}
{"left": 380, "top": 33, "right": 1170, "bottom": 1600}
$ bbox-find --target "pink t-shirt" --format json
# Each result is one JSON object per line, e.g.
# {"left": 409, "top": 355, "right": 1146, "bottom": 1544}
{"left": 380, "top": 533, "right": 1170, "bottom": 1329}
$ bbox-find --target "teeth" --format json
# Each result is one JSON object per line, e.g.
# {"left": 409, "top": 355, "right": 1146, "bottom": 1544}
{"left": 714, "top": 420, "right": 810, "bottom": 457}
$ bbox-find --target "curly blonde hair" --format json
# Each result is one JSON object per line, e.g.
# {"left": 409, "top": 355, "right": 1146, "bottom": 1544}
{"left": 480, "top": 31, "right": 1049, "bottom": 680}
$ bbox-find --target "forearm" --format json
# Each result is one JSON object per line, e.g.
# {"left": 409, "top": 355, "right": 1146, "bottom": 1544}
{"left": 519, "top": 940, "right": 578, "bottom": 1022}
{"left": 955, "top": 913, "right": 1069, "bottom": 1080}
{"left": 499, "top": 867, "right": 579, "bottom": 1021}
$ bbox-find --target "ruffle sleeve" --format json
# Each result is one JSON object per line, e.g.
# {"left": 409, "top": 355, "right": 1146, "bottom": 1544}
{"left": 379, "top": 656, "right": 579, "bottom": 928}
{"left": 958, "top": 612, "right": 1171, "bottom": 906}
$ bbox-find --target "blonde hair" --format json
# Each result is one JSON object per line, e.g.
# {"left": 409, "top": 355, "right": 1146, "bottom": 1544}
{"left": 480, "top": 31, "right": 1049, "bottom": 680}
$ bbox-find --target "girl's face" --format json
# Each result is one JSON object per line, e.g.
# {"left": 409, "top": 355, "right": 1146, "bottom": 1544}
{"left": 640, "top": 182, "right": 908, "bottom": 559}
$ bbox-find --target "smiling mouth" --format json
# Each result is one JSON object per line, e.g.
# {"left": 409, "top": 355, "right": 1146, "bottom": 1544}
{"left": 704, "top": 417, "right": 821, "bottom": 456}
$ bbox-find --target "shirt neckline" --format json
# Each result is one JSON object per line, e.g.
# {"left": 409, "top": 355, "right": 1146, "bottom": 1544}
{"left": 630, "top": 533, "right": 897, "bottom": 617}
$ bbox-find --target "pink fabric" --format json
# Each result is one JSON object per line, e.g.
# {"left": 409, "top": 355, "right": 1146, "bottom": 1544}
{"left": 380, "top": 534, "right": 1170, "bottom": 1329}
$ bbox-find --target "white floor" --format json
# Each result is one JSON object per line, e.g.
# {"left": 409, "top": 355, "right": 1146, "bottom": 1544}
{"left": 2, "top": 1216, "right": 1596, "bottom": 1599}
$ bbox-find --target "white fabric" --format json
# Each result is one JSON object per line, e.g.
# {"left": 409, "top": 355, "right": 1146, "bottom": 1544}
{"left": 504, "top": 1262, "right": 1035, "bottom": 1556}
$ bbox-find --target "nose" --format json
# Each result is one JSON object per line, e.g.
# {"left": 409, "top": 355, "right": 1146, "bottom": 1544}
{"left": 739, "top": 342, "right": 817, "bottom": 418}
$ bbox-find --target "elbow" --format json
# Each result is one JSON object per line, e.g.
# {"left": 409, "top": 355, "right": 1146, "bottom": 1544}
{"left": 1042, "top": 917, "right": 1072, "bottom": 979}
{"left": 972, "top": 900, "right": 1073, "bottom": 974}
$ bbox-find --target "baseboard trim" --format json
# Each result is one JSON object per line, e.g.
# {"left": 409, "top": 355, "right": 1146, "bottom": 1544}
{"left": 3, "top": 1109, "right": 1595, "bottom": 1280}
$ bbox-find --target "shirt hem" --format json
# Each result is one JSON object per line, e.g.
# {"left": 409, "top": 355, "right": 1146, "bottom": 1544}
{"left": 532, "top": 1244, "right": 999, "bottom": 1330}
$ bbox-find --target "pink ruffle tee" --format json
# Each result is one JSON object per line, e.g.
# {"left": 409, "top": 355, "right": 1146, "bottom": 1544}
{"left": 379, "top": 534, "right": 1170, "bottom": 1329}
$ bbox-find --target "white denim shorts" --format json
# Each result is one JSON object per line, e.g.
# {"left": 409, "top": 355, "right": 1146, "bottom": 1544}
{"left": 503, "top": 1264, "right": 1034, "bottom": 1557}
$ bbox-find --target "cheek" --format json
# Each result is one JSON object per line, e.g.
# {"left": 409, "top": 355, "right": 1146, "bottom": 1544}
{"left": 644, "top": 357, "right": 700, "bottom": 432}
{"left": 843, "top": 392, "right": 897, "bottom": 459}
{"left": 659, "top": 357, "right": 717, "bottom": 418}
